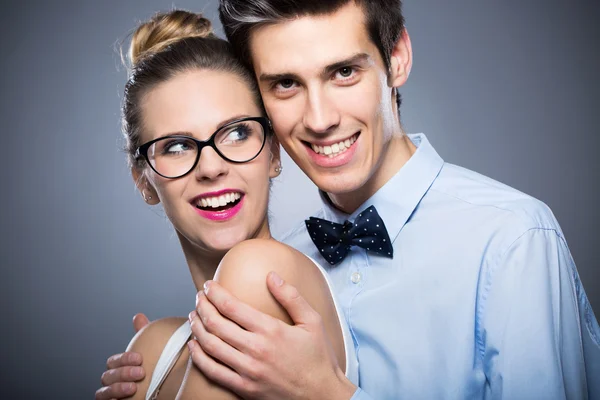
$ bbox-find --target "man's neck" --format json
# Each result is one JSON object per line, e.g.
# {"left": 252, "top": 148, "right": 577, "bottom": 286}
{"left": 327, "top": 134, "right": 417, "bottom": 214}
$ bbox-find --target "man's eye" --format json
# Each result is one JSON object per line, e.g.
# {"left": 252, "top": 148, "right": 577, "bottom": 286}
{"left": 276, "top": 79, "right": 296, "bottom": 90}
{"left": 336, "top": 67, "right": 354, "bottom": 79}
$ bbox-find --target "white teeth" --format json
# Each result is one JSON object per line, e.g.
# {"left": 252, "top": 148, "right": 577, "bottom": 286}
{"left": 311, "top": 134, "right": 358, "bottom": 157}
{"left": 196, "top": 192, "right": 242, "bottom": 209}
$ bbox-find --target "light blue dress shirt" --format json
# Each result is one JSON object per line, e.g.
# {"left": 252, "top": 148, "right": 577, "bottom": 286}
{"left": 282, "top": 134, "right": 600, "bottom": 399}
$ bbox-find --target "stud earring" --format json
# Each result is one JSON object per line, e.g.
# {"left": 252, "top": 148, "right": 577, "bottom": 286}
{"left": 275, "top": 166, "right": 282, "bottom": 173}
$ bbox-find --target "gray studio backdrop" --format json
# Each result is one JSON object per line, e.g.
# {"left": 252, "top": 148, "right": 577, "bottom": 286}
{"left": 0, "top": 1, "right": 598, "bottom": 398}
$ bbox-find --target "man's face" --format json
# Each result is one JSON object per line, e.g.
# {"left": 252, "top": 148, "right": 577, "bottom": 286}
{"left": 250, "top": 2, "right": 401, "bottom": 197}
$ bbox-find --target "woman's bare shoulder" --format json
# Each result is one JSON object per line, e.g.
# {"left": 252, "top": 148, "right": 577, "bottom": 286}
{"left": 217, "top": 238, "right": 315, "bottom": 276}
{"left": 214, "top": 238, "right": 346, "bottom": 371}
{"left": 214, "top": 238, "right": 334, "bottom": 323}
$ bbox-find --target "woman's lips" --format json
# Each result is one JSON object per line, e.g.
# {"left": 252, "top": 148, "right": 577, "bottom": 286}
{"left": 193, "top": 195, "right": 245, "bottom": 221}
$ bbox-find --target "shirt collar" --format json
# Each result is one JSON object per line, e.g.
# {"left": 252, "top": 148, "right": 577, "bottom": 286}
{"left": 317, "top": 133, "right": 444, "bottom": 243}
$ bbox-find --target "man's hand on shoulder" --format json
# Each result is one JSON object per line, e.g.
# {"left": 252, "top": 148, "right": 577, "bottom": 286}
{"left": 94, "top": 313, "right": 150, "bottom": 400}
{"left": 188, "top": 272, "right": 357, "bottom": 400}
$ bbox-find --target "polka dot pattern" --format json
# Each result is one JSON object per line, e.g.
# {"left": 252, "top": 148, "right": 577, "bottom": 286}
{"left": 305, "top": 205, "right": 394, "bottom": 265}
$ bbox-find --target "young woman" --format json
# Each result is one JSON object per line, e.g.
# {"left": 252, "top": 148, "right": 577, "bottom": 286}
{"left": 110, "top": 10, "right": 357, "bottom": 399}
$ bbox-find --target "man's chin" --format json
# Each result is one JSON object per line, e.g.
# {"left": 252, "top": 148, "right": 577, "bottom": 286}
{"left": 313, "top": 175, "right": 366, "bottom": 197}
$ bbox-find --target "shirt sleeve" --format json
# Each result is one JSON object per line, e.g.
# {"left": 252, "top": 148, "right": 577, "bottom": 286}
{"left": 350, "top": 388, "right": 375, "bottom": 400}
{"left": 480, "top": 228, "right": 600, "bottom": 400}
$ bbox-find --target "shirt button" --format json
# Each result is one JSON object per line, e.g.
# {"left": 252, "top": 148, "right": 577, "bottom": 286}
{"left": 351, "top": 272, "right": 362, "bottom": 284}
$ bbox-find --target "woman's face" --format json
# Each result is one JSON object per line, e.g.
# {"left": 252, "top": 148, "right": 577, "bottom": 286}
{"left": 134, "top": 69, "right": 280, "bottom": 253}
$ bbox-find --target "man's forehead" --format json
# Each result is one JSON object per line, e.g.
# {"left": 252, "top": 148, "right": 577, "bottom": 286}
{"left": 248, "top": 4, "right": 373, "bottom": 75}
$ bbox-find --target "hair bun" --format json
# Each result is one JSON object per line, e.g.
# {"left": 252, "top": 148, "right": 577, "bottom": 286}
{"left": 129, "top": 10, "right": 214, "bottom": 65}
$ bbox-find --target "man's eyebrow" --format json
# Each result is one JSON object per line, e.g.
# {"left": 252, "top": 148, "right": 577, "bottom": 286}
{"left": 258, "top": 53, "right": 373, "bottom": 85}
{"left": 321, "top": 53, "right": 372, "bottom": 77}
{"left": 258, "top": 72, "right": 301, "bottom": 85}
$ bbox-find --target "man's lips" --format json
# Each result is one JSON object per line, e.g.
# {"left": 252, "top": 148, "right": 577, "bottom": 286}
{"left": 305, "top": 132, "right": 360, "bottom": 158}
{"left": 304, "top": 132, "right": 360, "bottom": 168}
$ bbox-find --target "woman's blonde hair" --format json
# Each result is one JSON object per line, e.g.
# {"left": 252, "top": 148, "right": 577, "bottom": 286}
{"left": 121, "top": 10, "right": 265, "bottom": 169}
{"left": 129, "top": 10, "right": 214, "bottom": 66}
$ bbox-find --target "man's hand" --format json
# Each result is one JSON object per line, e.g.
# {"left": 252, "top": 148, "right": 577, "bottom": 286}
{"left": 94, "top": 313, "right": 150, "bottom": 400}
{"left": 188, "top": 272, "right": 356, "bottom": 400}
{"left": 132, "top": 313, "right": 150, "bottom": 332}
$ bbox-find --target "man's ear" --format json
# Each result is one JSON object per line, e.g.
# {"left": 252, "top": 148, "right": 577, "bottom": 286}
{"left": 131, "top": 166, "right": 160, "bottom": 205}
{"left": 388, "top": 28, "right": 413, "bottom": 88}
{"left": 268, "top": 135, "right": 282, "bottom": 179}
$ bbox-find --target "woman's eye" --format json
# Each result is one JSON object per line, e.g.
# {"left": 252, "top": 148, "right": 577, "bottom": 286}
{"left": 224, "top": 126, "right": 249, "bottom": 143}
{"left": 163, "top": 140, "right": 192, "bottom": 154}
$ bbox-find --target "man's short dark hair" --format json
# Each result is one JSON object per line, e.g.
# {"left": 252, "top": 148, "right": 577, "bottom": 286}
{"left": 219, "top": 0, "right": 405, "bottom": 75}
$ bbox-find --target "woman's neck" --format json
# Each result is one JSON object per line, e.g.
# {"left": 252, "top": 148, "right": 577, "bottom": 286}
{"left": 177, "top": 232, "right": 227, "bottom": 291}
{"left": 176, "top": 219, "right": 273, "bottom": 291}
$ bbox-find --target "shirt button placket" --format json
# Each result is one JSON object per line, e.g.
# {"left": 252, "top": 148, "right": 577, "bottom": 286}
{"left": 349, "top": 252, "right": 367, "bottom": 289}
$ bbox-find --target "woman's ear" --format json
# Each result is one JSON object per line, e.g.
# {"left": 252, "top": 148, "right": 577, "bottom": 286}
{"left": 131, "top": 166, "right": 160, "bottom": 205}
{"left": 388, "top": 28, "right": 413, "bottom": 88}
{"left": 268, "top": 136, "right": 282, "bottom": 178}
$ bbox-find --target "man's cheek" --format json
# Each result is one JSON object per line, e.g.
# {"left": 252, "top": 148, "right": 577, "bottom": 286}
{"left": 268, "top": 105, "right": 299, "bottom": 137}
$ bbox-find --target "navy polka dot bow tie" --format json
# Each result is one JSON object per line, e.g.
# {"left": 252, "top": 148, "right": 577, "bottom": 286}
{"left": 305, "top": 205, "right": 394, "bottom": 265}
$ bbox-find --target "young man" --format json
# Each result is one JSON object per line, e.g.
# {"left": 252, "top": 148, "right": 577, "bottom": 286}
{"left": 97, "top": 1, "right": 599, "bottom": 399}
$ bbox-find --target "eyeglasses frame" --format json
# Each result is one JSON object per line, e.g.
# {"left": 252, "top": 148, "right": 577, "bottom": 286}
{"left": 134, "top": 116, "right": 272, "bottom": 179}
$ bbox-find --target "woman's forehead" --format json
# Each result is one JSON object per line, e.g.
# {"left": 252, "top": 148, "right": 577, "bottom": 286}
{"left": 141, "top": 70, "right": 260, "bottom": 141}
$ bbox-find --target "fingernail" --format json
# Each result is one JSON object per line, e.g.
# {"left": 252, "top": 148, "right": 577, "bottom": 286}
{"left": 123, "top": 382, "right": 135, "bottom": 392}
{"left": 270, "top": 271, "right": 283, "bottom": 286}
{"left": 128, "top": 352, "right": 141, "bottom": 364}
{"left": 203, "top": 280, "right": 212, "bottom": 294}
{"left": 195, "top": 292, "right": 203, "bottom": 308}
{"left": 188, "top": 311, "right": 196, "bottom": 322}
{"left": 187, "top": 340, "right": 195, "bottom": 354}
{"left": 131, "top": 367, "right": 144, "bottom": 379}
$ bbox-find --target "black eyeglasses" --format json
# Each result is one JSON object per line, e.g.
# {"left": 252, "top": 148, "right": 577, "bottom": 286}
{"left": 135, "top": 116, "right": 271, "bottom": 179}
